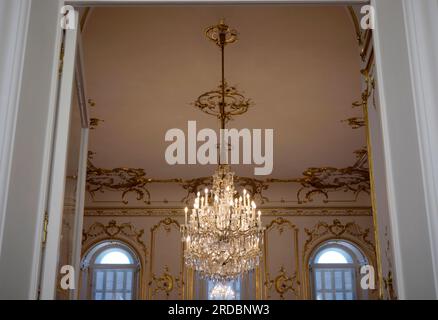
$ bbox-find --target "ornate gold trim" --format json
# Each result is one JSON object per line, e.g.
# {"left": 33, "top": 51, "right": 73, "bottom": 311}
{"left": 82, "top": 220, "right": 148, "bottom": 256}
{"left": 342, "top": 117, "right": 365, "bottom": 129}
{"left": 84, "top": 206, "right": 372, "bottom": 217}
{"left": 148, "top": 265, "right": 182, "bottom": 299}
{"left": 81, "top": 220, "right": 148, "bottom": 300}
{"left": 263, "top": 217, "right": 300, "bottom": 300}
{"left": 148, "top": 218, "right": 184, "bottom": 300}
{"left": 302, "top": 219, "right": 377, "bottom": 299}
{"left": 303, "top": 219, "right": 374, "bottom": 254}
{"left": 87, "top": 153, "right": 369, "bottom": 206}
{"left": 267, "top": 149, "right": 370, "bottom": 204}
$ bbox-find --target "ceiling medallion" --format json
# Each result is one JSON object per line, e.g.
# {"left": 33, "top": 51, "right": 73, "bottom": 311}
{"left": 181, "top": 20, "right": 264, "bottom": 281}
{"left": 193, "top": 19, "right": 253, "bottom": 122}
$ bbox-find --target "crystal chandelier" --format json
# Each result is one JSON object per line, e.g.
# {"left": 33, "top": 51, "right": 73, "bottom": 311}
{"left": 180, "top": 20, "right": 264, "bottom": 281}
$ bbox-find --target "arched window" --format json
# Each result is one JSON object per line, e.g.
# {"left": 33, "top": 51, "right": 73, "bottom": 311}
{"left": 309, "top": 240, "right": 368, "bottom": 300}
{"left": 81, "top": 241, "right": 140, "bottom": 300}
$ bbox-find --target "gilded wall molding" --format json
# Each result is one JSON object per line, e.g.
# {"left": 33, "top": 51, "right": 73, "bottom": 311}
{"left": 82, "top": 219, "right": 148, "bottom": 257}
{"left": 148, "top": 217, "right": 184, "bottom": 300}
{"left": 149, "top": 265, "right": 182, "bottom": 299}
{"left": 303, "top": 219, "right": 374, "bottom": 255}
{"left": 382, "top": 226, "right": 397, "bottom": 300}
{"left": 84, "top": 206, "right": 372, "bottom": 217}
{"left": 265, "top": 266, "right": 300, "bottom": 300}
{"left": 263, "top": 217, "right": 300, "bottom": 300}
{"left": 302, "top": 219, "right": 377, "bottom": 299}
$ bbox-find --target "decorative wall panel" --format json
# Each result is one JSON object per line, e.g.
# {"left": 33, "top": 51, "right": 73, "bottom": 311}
{"left": 148, "top": 218, "right": 184, "bottom": 300}
{"left": 263, "top": 218, "right": 300, "bottom": 300}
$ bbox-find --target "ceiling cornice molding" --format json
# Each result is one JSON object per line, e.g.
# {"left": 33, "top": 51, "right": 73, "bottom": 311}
{"left": 84, "top": 206, "right": 372, "bottom": 217}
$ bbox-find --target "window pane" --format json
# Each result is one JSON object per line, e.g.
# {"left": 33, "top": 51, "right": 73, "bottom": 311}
{"left": 115, "top": 292, "right": 124, "bottom": 300}
{"left": 95, "top": 271, "right": 104, "bottom": 290}
{"left": 324, "top": 271, "right": 332, "bottom": 289}
{"left": 95, "top": 292, "right": 103, "bottom": 300}
{"left": 344, "top": 271, "right": 353, "bottom": 290}
{"left": 126, "top": 271, "right": 133, "bottom": 289}
{"left": 335, "top": 292, "right": 344, "bottom": 300}
{"left": 106, "top": 271, "right": 114, "bottom": 290}
{"left": 95, "top": 247, "right": 134, "bottom": 264}
{"left": 334, "top": 271, "right": 343, "bottom": 290}
{"left": 346, "top": 292, "right": 353, "bottom": 300}
{"left": 99, "top": 251, "right": 131, "bottom": 264}
{"left": 325, "top": 292, "right": 333, "bottom": 300}
{"left": 105, "top": 292, "right": 113, "bottom": 300}
{"left": 316, "top": 249, "right": 350, "bottom": 264}
{"left": 116, "top": 271, "right": 125, "bottom": 290}
{"left": 125, "top": 292, "right": 132, "bottom": 300}
{"left": 315, "top": 270, "right": 322, "bottom": 290}
{"left": 316, "top": 292, "right": 323, "bottom": 300}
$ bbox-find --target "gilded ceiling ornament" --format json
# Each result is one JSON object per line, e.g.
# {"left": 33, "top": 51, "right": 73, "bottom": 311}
{"left": 84, "top": 206, "right": 372, "bottom": 217}
{"left": 268, "top": 149, "right": 370, "bottom": 204}
{"left": 86, "top": 149, "right": 369, "bottom": 205}
{"left": 193, "top": 82, "right": 252, "bottom": 122}
{"left": 82, "top": 220, "right": 148, "bottom": 256}
{"left": 87, "top": 99, "right": 96, "bottom": 107}
{"left": 342, "top": 117, "right": 365, "bottom": 129}
{"left": 194, "top": 19, "right": 252, "bottom": 123}
{"left": 205, "top": 19, "right": 238, "bottom": 47}
{"left": 87, "top": 157, "right": 183, "bottom": 205}
{"left": 89, "top": 117, "right": 104, "bottom": 129}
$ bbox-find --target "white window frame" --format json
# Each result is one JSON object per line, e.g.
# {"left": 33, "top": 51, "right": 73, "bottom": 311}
{"left": 82, "top": 241, "right": 140, "bottom": 300}
{"left": 310, "top": 241, "right": 368, "bottom": 300}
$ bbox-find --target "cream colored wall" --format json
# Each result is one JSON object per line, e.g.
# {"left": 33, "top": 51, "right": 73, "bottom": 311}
{"left": 81, "top": 208, "right": 377, "bottom": 300}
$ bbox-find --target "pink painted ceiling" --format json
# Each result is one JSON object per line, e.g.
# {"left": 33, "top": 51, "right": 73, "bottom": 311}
{"left": 81, "top": 5, "right": 364, "bottom": 180}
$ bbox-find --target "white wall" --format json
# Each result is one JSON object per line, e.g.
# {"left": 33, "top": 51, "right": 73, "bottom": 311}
{"left": 0, "top": 0, "right": 63, "bottom": 299}
{"left": 0, "top": 0, "right": 30, "bottom": 259}
{"left": 372, "top": 0, "right": 438, "bottom": 299}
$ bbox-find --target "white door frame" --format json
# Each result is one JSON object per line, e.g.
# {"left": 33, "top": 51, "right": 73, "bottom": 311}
{"left": 1, "top": 0, "right": 438, "bottom": 299}
{"left": 40, "top": 11, "right": 80, "bottom": 299}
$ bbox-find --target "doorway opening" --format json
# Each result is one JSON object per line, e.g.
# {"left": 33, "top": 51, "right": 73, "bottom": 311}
{"left": 43, "top": 2, "right": 395, "bottom": 301}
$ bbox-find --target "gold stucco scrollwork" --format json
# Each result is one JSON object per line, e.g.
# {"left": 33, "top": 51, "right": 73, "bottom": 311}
{"left": 268, "top": 149, "right": 370, "bottom": 204}
{"left": 303, "top": 219, "right": 374, "bottom": 255}
{"left": 149, "top": 265, "right": 182, "bottom": 299}
{"left": 342, "top": 117, "right": 365, "bottom": 129}
{"left": 149, "top": 218, "right": 185, "bottom": 299}
{"left": 263, "top": 217, "right": 300, "bottom": 299}
{"left": 82, "top": 219, "right": 148, "bottom": 256}
{"left": 265, "top": 266, "right": 300, "bottom": 300}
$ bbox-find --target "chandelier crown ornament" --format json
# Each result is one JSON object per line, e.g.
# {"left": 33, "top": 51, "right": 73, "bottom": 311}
{"left": 193, "top": 19, "right": 253, "bottom": 126}
{"left": 181, "top": 20, "right": 264, "bottom": 282}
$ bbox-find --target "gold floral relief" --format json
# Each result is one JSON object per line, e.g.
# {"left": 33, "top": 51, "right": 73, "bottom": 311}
{"left": 86, "top": 148, "right": 369, "bottom": 206}
{"left": 82, "top": 219, "right": 148, "bottom": 257}
{"left": 303, "top": 219, "right": 374, "bottom": 255}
